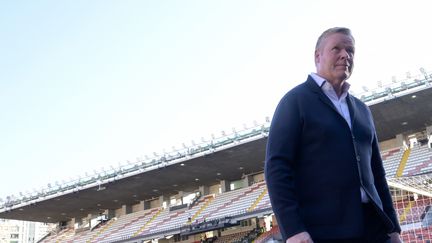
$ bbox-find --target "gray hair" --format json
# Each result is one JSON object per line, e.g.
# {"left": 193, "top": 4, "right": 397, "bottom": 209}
{"left": 315, "top": 27, "right": 355, "bottom": 51}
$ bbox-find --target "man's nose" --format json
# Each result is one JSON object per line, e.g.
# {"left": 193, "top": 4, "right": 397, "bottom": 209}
{"left": 341, "top": 49, "right": 352, "bottom": 60}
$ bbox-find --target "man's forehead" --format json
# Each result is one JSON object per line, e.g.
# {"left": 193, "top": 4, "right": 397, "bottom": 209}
{"left": 325, "top": 33, "right": 354, "bottom": 44}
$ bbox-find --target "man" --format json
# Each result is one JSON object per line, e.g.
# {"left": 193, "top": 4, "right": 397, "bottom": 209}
{"left": 264, "top": 27, "right": 402, "bottom": 243}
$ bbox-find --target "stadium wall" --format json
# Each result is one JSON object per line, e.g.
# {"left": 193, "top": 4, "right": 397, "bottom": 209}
{"left": 380, "top": 137, "right": 401, "bottom": 151}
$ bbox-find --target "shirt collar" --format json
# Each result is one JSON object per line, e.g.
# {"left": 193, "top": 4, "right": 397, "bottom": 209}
{"left": 310, "top": 72, "right": 351, "bottom": 94}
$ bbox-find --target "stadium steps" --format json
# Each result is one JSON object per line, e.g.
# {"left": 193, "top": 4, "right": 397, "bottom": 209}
{"left": 407, "top": 158, "right": 432, "bottom": 176}
{"left": 396, "top": 148, "right": 411, "bottom": 177}
{"left": 402, "top": 145, "right": 432, "bottom": 176}
{"left": 382, "top": 147, "right": 403, "bottom": 177}
{"left": 187, "top": 194, "right": 216, "bottom": 222}
{"left": 95, "top": 207, "right": 161, "bottom": 242}
{"left": 382, "top": 147, "right": 402, "bottom": 160}
{"left": 399, "top": 200, "right": 414, "bottom": 222}
{"left": 38, "top": 231, "right": 56, "bottom": 243}
{"left": 66, "top": 228, "right": 90, "bottom": 243}
{"left": 145, "top": 194, "right": 216, "bottom": 234}
{"left": 132, "top": 207, "right": 164, "bottom": 237}
{"left": 112, "top": 195, "right": 215, "bottom": 239}
{"left": 199, "top": 181, "right": 266, "bottom": 221}
{"left": 247, "top": 188, "right": 268, "bottom": 212}
{"left": 42, "top": 228, "right": 72, "bottom": 243}
{"left": 188, "top": 195, "right": 215, "bottom": 223}
{"left": 56, "top": 228, "right": 75, "bottom": 242}
{"left": 86, "top": 218, "right": 116, "bottom": 243}
{"left": 255, "top": 191, "right": 271, "bottom": 211}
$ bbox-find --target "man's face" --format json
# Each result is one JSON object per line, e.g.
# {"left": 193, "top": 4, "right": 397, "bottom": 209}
{"left": 315, "top": 33, "right": 355, "bottom": 87}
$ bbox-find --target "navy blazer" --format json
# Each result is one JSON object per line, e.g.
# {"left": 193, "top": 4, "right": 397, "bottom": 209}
{"left": 265, "top": 76, "right": 401, "bottom": 241}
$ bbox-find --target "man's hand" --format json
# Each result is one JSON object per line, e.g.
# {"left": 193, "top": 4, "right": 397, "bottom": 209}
{"left": 286, "top": 231, "right": 313, "bottom": 243}
{"left": 389, "top": 232, "right": 403, "bottom": 243}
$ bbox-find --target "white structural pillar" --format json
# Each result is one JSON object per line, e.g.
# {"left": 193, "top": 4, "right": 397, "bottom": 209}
{"left": 121, "top": 204, "right": 132, "bottom": 216}
{"left": 159, "top": 195, "right": 170, "bottom": 207}
{"left": 427, "top": 126, "right": 432, "bottom": 148}
{"left": 220, "top": 180, "right": 231, "bottom": 193}
{"left": 87, "top": 213, "right": 93, "bottom": 228}
{"left": 144, "top": 200, "right": 151, "bottom": 210}
{"left": 243, "top": 175, "right": 253, "bottom": 187}
{"left": 199, "top": 185, "right": 209, "bottom": 196}
{"left": 396, "top": 134, "right": 407, "bottom": 148}
{"left": 105, "top": 209, "right": 115, "bottom": 219}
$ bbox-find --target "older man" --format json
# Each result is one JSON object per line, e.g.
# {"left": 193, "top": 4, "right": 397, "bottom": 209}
{"left": 265, "top": 27, "right": 402, "bottom": 243}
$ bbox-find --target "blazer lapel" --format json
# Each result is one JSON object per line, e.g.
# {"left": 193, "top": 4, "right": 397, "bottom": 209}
{"left": 305, "top": 75, "right": 357, "bottom": 129}
{"left": 346, "top": 94, "right": 356, "bottom": 128}
{"left": 305, "top": 76, "right": 340, "bottom": 115}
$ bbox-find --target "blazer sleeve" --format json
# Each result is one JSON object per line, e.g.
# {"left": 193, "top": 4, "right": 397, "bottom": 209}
{"left": 265, "top": 92, "right": 306, "bottom": 240}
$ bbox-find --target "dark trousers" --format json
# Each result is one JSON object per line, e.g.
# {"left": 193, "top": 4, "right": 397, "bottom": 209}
{"left": 315, "top": 203, "right": 391, "bottom": 243}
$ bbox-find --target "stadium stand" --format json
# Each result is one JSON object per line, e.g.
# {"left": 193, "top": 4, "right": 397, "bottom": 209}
{"left": 381, "top": 147, "right": 404, "bottom": 177}
{"left": 405, "top": 145, "right": 432, "bottom": 176}
{"left": 21, "top": 151, "right": 432, "bottom": 242}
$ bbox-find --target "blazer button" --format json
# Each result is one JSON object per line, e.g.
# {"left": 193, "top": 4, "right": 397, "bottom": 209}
{"left": 356, "top": 156, "right": 361, "bottom": 162}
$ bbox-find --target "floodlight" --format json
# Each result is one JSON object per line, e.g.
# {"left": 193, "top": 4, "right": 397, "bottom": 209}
{"left": 392, "top": 76, "right": 397, "bottom": 83}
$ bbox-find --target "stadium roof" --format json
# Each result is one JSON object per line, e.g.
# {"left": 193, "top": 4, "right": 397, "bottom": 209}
{"left": 1, "top": 75, "right": 432, "bottom": 223}
{"left": 0, "top": 129, "right": 268, "bottom": 223}
{"left": 368, "top": 83, "right": 432, "bottom": 141}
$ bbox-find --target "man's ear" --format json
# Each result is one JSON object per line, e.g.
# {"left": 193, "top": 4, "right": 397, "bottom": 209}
{"left": 314, "top": 50, "right": 320, "bottom": 65}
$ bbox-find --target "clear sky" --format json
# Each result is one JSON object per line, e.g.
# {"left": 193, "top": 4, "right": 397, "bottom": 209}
{"left": 1, "top": 0, "right": 432, "bottom": 199}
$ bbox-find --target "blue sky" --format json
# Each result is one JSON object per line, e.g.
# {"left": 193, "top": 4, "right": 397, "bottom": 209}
{"left": 1, "top": 0, "right": 432, "bottom": 199}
